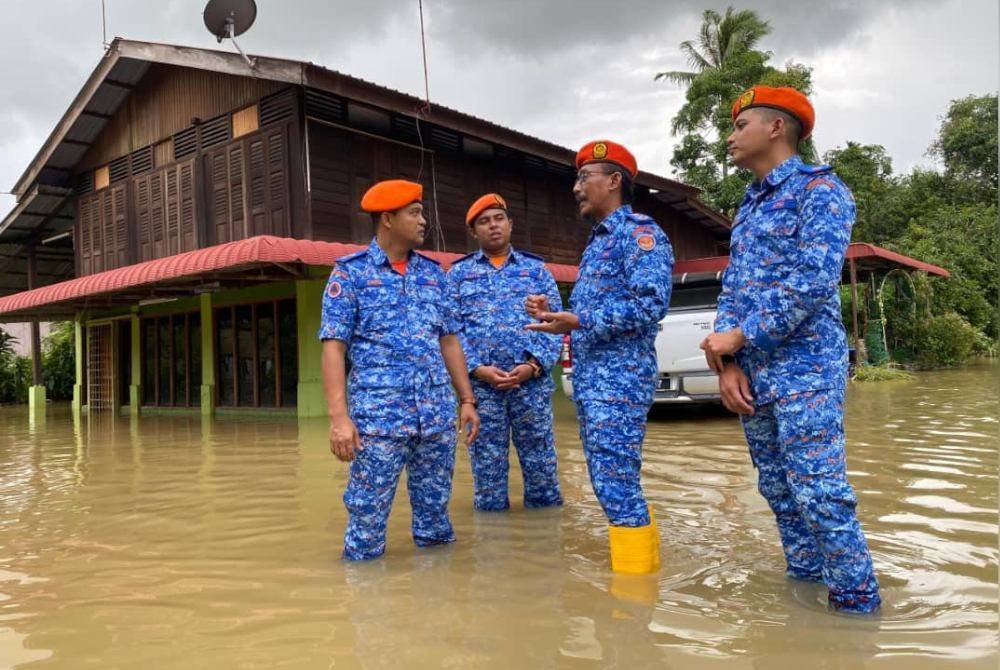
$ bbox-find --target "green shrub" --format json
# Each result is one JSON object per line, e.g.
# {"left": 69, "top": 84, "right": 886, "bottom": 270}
{"left": 42, "top": 322, "right": 76, "bottom": 400}
{"left": 852, "top": 364, "right": 915, "bottom": 382}
{"left": 912, "top": 312, "right": 981, "bottom": 368}
{"left": 0, "top": 353, "right": 32, "bottom": 404}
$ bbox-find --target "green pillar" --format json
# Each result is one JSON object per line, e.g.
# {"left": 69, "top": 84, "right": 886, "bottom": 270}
{"left": 28, "top": 384, "right": 46, "bottom": 420}
{"left": 296, "top": 277, "right": 326, "bottom": 418}
{"left": 200, "top": 293, "right": 215, "bottom": 416}
{"left": 72, "top": 314, "right": 85, "bottom": 414}
{"left": 129, "top": 313, "right": 141, "bottom": 415}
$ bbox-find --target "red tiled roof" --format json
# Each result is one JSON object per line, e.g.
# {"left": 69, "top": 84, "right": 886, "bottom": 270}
{"left": 0, "top": 236, "right": 579, "bottom": 317}
{"left": 0, "top": 237, "right": 947, "bottom": 319}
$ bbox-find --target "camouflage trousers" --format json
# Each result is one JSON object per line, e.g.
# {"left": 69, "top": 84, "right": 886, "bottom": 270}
{"left": 469, "top": 379, "right": 562, "bottom": 511}
{"left": 742, "top": 388, "right": 881, "bottom": 613}
{"left": 577, "top": 400, "right": 652, "bottom": 527}
{"left": 343, "top": 429, "right": 457, "bottom": 561}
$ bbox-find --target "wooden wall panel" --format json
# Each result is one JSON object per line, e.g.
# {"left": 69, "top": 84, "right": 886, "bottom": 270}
{"left": 306, "top": 122, "right": 722, "bottom": 263}
{"left": 79, "top": 64, "right": 285, "bottom": 171}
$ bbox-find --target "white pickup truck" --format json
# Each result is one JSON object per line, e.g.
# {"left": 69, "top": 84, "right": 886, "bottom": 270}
{"left": 559, "top": 271, "right": 723, "bottom": 404}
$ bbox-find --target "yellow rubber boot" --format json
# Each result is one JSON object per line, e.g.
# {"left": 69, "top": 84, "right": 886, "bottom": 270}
{"left": 608, "top": 506, "right": 661, "bottom": 574}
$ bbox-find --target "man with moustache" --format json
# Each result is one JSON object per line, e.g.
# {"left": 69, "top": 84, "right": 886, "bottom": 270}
{"left": 449, "top": 193, "right": 563, "bottom": 512}
{"left": 319, "top": 179, "right": 480, "bottom": 561}
{"left": 526, "top": 142, "right": 673, "bottom": 574}
{"left": 700, "top": 86, "right": 881, "bottom": 613}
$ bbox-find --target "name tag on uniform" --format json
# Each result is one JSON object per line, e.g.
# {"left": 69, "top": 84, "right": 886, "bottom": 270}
{"left": 414, "top": 277, "right": 440, "bottom": 287}
{"left": 762, "top": 198, "right": 798, "bottom": 212}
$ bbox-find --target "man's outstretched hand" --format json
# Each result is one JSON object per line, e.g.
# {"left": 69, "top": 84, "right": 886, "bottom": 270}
{"left": 525, "top": 310, "right": 580, "bottom": 334}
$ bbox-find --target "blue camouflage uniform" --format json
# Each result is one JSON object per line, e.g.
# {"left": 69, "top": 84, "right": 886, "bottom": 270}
{"left": 569, "top": 205, "right": 674, "bottom": 527}
{"left": 715, "top": 154, "right": 881, "bottom": 613}
{"left": 449, "top": 247, "right": 563, "bottom": 511}
{"left": 318, "top": 237, "right": 459, "bottom": 560}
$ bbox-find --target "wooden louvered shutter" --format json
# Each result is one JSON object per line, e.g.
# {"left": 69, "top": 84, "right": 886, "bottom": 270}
{"left": 178, "top": 158, "right": 197, "bottom": 251}
{"left": 135, "top": 175, "right": 152, "bottom": 261}
{"left": 207, "top": 143, "right": 247, "bottom": 243}
{"left": 150, "top": 172, "right": 166, "bottom": 259}
{"left": 77, "top": 194, "right": 97, "bottom": 275}
{"left": 247, "top": 128, "right": 289, "bottom": 237}
{"left": 228, "top": 144, "right": 246, "bottom": 240}
{"left": 111, "top": 183, "right": 129, "bottom": 268}
{"left": 164, "top": 166, "right": 180, "bottom": 255}
{"left": 265, "top": 127, "right": 289, "bottom": 236}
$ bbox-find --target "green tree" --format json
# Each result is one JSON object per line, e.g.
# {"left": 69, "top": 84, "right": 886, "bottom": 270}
{"left": 893, "top": 202, "right": 999, "bottom": 339}
{"left": 931, "top": 93, "right": 998, "bottom": 191}
{"left": 824, "top": 142, "right": 895, "bottom": 243}
{"left": 656, "top": 7, "right": 772, "bottom": 93}
{"left": 658, "top": 8, "right": 814, "bottom": 215}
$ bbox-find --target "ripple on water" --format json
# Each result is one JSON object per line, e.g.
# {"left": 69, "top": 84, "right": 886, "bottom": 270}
{"left": 0, "top": 365, "right": 996, "bottom": 667}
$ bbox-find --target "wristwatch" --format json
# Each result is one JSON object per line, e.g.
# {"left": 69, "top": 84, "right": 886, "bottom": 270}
{"left": 526, "top": 357, "right": 543, "bottom": 378}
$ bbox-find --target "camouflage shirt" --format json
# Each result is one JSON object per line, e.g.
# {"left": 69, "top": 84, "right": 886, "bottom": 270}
{"left": 569, "top": 205, "right": 674, "bottom": 405}
{"left": 318, "top": 237, "right": 459, "bottom": 436}
{"left": 715, "top": 155, "right": 855, "bottom": 405}
{"left": 449, "top": 247, "right": 563, "bottom": 385}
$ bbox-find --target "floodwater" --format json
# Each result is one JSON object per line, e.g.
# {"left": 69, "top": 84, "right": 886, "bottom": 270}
{"left": 0, "top": 363, "right": 997, "bottom": 669}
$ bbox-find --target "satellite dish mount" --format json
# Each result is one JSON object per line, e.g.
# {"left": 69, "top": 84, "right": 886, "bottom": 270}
{"left": 204, "top": 0, "right": 258, "bottom": 69}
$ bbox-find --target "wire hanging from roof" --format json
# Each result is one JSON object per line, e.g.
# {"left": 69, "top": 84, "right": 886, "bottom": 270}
{"left": 414, "top": 0, "right": 445, "bottom": 252}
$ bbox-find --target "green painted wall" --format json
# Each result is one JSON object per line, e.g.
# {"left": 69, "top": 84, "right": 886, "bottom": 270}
{"left": 200, "top": 293, "right": 215, "bottom": 416}
{"left": 296, "top": 277, "right": 327, "bottom": 418}
{"left": 129, "top": 313, "right": 141, "bottom": 414}
{"left": 72, "top": 313, "right": 85, "bottom": 414}
{"left": 75, "top": 275, "right": 334, "bottom": 419}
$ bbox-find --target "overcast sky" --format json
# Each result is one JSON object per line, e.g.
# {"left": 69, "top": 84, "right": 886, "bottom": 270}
{"left": 0, "top": 0, "right": 997, "bottom": 215}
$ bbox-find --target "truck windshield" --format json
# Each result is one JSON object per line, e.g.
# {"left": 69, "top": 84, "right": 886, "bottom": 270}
{"left": 669, "top": 284, "right": 722, "bottom": 311}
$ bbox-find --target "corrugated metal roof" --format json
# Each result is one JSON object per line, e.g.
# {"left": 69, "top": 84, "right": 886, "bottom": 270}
{"left": 671, "top": 244, "right": 950, "bottom": 278}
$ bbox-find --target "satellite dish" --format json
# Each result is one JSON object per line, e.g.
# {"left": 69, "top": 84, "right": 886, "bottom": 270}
{"left": 203, "top": 0, "right": 257, "bottom": 67}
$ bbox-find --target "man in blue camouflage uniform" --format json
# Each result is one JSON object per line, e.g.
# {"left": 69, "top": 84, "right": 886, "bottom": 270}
{"left": 701, "top": 86, "right": 881, "bottom": 613}
{"left": 450, "top": 193, "right": 563, "bottom": 511}
{"left": 527, "top": 141, "right": 673, "bottom": 573}
{"left": 319, "top": 179, "right": 480, "bottom": 561}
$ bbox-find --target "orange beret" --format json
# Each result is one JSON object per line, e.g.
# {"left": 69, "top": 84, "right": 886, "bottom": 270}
{"left": 575, "top": 140, "right": 637, "bottom": 178}
{"left": 731, "top": 86, "right": 815, "bottom": 140}
{"left": 466, "top": 193, "right": 507, "bottom": 226}
{"left": 360, "top": 179, "right": 423, "bottom": 213}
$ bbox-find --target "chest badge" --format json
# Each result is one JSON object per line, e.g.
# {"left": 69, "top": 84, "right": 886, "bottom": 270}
{"left": 637, "top": 234, "right": 656, "bottom": 251}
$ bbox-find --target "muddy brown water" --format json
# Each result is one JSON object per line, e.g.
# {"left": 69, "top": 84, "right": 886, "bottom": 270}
{"left": 1, "top": 362, "right": 997, "bottom": 668}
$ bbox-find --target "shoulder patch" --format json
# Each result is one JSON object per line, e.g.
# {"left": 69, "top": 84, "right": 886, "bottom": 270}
{"left": 636, "top": 234, "right": 656, "bottom": 251}
{"left": 413, "top": 251, "right": 441, "bottom": 266}
{"left": 337, "top": 249, "right": 367, "bottom": 263}
{"left": 626, "top": 211, "right": 654, "bottom": 223}
{"left": 517, "top": 250, "right": 546, "bottom": 262}
{"left": 450, "top": 252, "right": 477, "bottom": 265}
{"left": 796, "top": 163, "right": 831, "bottom": 175}
{"left": 805, "top": 177, "right": 837, "bottom": 191}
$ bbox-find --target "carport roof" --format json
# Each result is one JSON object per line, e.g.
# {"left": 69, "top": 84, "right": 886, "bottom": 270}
{"left": 671, "top": 243, "right": 950, "bottom": 279}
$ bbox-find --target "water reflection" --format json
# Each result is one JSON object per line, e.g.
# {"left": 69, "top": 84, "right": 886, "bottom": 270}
{"left": 0, "top": 362, "right": 996, "bottom": 668}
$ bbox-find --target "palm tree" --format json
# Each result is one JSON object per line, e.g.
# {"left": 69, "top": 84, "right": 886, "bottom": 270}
{"left": 655, "top": 7, "right": 771, "bottom": 88}
{"left": 0, "top": 328, "right": 17, "bottom": 357}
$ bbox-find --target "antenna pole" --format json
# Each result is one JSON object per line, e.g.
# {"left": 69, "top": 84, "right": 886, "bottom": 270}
{"left": 226, "top": 15, "right": 256, "bottom": 69}
{"left": 101, "top": 0, "right": 108, "bottom": 48}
